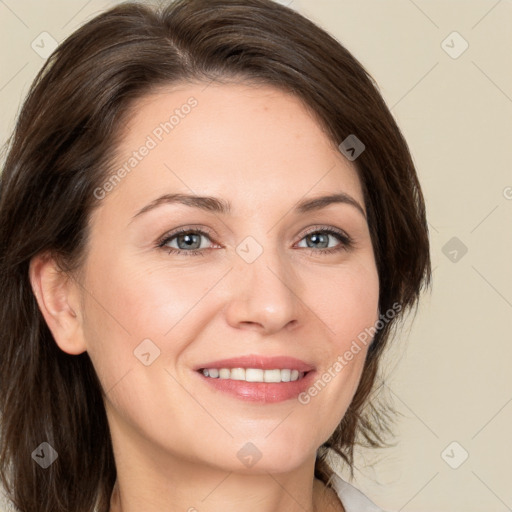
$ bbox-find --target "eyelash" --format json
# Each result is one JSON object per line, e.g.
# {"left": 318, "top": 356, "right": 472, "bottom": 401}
{"left": 156, "top": 225, "right": 353, "bottom": 257}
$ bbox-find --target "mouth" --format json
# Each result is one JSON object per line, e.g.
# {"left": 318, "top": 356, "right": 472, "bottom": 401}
{"left": 193, "top": 354, "right": 316, "bottom": 403}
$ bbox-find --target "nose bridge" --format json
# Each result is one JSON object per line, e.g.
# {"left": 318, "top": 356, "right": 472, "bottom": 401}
{"left": 224, "top": 232, "right": 302, "bottom": 332}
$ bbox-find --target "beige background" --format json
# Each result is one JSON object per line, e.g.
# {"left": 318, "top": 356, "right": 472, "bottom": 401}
{"left": 1, "top": 1, "right": 511, "bottom": 511}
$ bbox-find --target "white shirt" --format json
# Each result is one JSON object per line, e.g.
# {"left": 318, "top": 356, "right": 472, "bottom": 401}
{"left": 331, "top": 472, "right": 388, "bottom": 512}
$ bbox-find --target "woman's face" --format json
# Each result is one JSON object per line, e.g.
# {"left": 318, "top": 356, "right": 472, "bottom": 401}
{"left": 76, "top": 82, "right": 379, "bottom": 474}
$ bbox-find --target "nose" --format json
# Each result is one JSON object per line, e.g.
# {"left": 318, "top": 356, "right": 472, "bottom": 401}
{"left": 223, "top": 246, "right": 304, "bottom": 335}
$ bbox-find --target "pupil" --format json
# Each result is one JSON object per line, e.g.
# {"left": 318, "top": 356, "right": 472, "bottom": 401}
{"left": 180, "top": 233, "right": 200, "bottom": 249}
{"left": 308, "top": 233, "right": 327, "bottom": 249}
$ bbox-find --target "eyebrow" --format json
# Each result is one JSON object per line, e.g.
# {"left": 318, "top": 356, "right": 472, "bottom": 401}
{"left": 129, "top": 191, "right": 366, "bottom": 224}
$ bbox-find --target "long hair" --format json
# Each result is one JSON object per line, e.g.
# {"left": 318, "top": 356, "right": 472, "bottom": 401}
{"left": 0, "top": 1, "right": 431, "bottom": 510}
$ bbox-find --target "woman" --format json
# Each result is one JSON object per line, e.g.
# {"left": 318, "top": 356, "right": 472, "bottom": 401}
{"left": 0, "top": 1, "right": 431, "bottom": 511}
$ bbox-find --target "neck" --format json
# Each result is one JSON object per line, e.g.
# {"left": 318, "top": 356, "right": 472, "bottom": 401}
{"left": 109, "top": 475, "right": 344, "bottom": 512}
{"left": 107, "top": 438, "right": 344, "bottom": 512}
{"left": 105, "top": 404, "right": 344, "bottom": 512}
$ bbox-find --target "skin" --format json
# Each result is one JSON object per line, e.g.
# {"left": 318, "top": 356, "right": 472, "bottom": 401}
{"left": 29, "top": 82, "right": 380, "bottom": 512}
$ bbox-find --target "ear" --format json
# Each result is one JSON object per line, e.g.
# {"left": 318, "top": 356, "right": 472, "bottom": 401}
{"left": 29, "top": 252, "right": 87, "bottom": 355}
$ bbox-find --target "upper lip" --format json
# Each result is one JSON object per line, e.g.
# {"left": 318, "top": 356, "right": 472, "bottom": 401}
{"left": 194, "top": 355, "right": 315, "bottom": 373}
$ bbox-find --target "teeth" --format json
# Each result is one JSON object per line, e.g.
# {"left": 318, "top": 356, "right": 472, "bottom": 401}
{"left": 264, "top": 369, "right": 281, "bottom": 383}
{"left": 281, "top": 369, "right": 291, "bottom": 382}
{"left": 230, "top": 368, "right": 245, "bottom": 380}
{"left": 201, "top": 367, "right": 305, "bottom": 382}
{"left": 219, "top": 368, "right": 230, "bottom": 379}
{"left": 246, "top": 368, "right": 263, "bottom": 382}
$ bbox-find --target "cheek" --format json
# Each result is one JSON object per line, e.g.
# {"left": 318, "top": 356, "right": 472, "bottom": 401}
{"left": 306, "top": 258, "right": 380, "bottom": 347}
{"left": 298, "top": 258, "right": 379, "bottom": 414}
{"left": 86, "top": 247, "right": 213, "bottom": 327}
{"left": 80, "top": 252, "right": 220, "bottom": 374}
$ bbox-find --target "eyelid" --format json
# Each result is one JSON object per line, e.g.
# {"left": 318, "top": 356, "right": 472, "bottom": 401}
{"left": 299, "top": 224, "right": 351, "bottom": 241}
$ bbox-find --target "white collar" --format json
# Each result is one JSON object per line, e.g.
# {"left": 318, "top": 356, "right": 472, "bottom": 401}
{"left": 329, "top": 472, "right": 388, "bottom": 512}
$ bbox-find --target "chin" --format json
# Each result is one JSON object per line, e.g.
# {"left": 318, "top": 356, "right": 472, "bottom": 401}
{"left": 223, "top": 436, "right": 318, "bottom": 475}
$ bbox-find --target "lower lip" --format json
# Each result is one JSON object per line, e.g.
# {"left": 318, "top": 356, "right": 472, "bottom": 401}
{"left": 195, "top": 370, "right": 317, "bottom": 403}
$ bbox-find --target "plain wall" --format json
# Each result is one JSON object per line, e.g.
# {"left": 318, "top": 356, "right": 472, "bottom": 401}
{"left": 1, "top": 1, "right": 511, "bottom": 511}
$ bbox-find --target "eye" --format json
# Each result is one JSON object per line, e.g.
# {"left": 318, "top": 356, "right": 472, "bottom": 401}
{"left": 296, "top": 226, "right": 353, "bottom": 255}
{"left": 157, "top": 227, "right": 217, "bottom": 257}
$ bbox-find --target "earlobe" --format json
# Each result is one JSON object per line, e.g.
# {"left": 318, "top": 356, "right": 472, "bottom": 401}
{"left": 29, "top": 252, "right": 87, "bottom": 355}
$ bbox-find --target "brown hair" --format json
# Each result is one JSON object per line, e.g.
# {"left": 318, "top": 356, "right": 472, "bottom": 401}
{"left": 0, "top": 1, "right": 431, "bottom": 510}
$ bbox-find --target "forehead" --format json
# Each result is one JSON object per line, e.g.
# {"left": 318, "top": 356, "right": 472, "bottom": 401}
{"left": 99, "top": 81, "right": 364, "bottom": 218}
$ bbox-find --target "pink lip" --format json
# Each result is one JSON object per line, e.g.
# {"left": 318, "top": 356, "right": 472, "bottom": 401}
{"left": 192, "top": 354, "right": 317, "bottom": 403}
{"left": 196, "top": 370, "right": 317, "bottom": 403}
{"left": 194, "top": 354, "right": 315, "bottom": 372}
